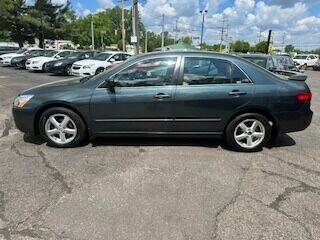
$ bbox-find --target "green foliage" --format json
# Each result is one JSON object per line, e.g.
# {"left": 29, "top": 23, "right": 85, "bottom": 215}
{"left": 232, "top": 40, "right": 250, "bottom": 53}
{"left": 255, "top": 41, "right": 268, "bottom": 53}
{"left": 201, "top": 43, "right": 224, "bottom": 52}
{"left": 285, "top": 44, "right": 295, "bottom": 53}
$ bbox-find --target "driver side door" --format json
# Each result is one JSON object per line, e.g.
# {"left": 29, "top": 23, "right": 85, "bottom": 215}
{"left": 90, "top": 56, "right": 180, "bottom": 134}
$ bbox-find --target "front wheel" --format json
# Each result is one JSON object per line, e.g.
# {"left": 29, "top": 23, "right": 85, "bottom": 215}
{"left": 225, "top": 113, "right": 272, "bottom": 152}
{"left": 39, "top": 107, "right": 87, "bottom": 148}
{"left": 95, "top": 67, "right": 105, "bottom": 75}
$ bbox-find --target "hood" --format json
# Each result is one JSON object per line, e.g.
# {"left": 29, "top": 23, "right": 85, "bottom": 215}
{"left": 55, "top": 58, "right": 75, "bottom": 65}
{"left": 29, "top": 56, "right": 53, "bottom": 62}
{"left": 1, "top": 53, "right": 24, "bottom": 58}
{"left": 22, "top": 78, "right": 83, "bottom": 95}
{"left": 74, "top": 59, "right": 103, "bottom": 66}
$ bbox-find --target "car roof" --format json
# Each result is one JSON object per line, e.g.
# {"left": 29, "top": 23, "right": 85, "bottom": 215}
{"left": 238, "top": 53, "right": 271, "bottom": 58}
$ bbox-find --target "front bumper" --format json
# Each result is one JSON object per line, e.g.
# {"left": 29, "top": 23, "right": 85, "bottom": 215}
{"left": 274, "top": 108, "right": 313, "bottom": 134}
{"left": 12, "top": 107, "right": 36, "bottom": 135}
{"left": 71, "top": 66, "right": 95, "bottom": 77}
{"left": 48, "top": 65, "right": 66, "bottom": 74}
{"left": 26, "top": 63, "right": 44, "bottom": 71}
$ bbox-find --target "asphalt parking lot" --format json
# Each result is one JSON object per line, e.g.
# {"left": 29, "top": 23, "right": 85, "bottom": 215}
{"left": 0, "top": 66, "right": 320, "bottom": 240}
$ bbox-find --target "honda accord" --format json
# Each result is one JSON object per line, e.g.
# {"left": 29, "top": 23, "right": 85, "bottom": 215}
{"left": 12, "top": 51, "right": 313, "bottom": 152}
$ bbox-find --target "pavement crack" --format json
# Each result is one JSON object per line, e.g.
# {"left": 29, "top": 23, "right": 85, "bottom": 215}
{"left": 37, "top": 150, "right": 72, "bottom": 194}
{"left": 10, "top": 142, "right": 38, "bottom": 158}
{"left": 261, "top": 151, "right": 320, "bottom": 177}
{"left": 1, "top": 118, "right": 13, "bottom": 138}
{"left": 246, "top": 194, "right": 313, "bottom": 240}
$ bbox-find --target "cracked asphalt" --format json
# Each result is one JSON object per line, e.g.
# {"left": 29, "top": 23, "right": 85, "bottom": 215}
{"left": 0, "top": 66, "right": 320, "bottom": 240}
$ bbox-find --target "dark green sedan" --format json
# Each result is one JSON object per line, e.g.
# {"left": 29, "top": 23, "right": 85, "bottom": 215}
{"left": 12, "top": 51, "right": 313, "bottom": 152}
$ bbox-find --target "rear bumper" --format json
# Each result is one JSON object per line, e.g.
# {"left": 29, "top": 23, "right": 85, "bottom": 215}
{"left": 274, "top": 108, "right": 313, "bottom": 133}
{"left": 12, "top": 108, "right": 36, "bottom": 135}
{"left": 48, "top": 65, "right": 65, "bottom": 74}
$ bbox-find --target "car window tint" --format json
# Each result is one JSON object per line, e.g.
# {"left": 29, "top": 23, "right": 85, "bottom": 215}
{"left": 58, "top": 51, "right": 71, "bottom": 58}
{"left": 182, "top": 57, "right": 248, "bottom": 85}
{"left": 113, "top": 57, "right": 177, "bottom": 87}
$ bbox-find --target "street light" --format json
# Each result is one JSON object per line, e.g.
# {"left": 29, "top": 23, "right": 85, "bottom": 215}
{"left": 200, "top": 10, "right": 208, "bottom": 47}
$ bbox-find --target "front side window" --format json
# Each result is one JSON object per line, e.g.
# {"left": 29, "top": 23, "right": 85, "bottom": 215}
{"left": 57, "top": 51, "right": 72, "bottom": 58}
{"left": 182, "top": 57, "right": 249, "bottom": 85}
{"left": 113, "top": 57, "right": 177, "bottom": 87}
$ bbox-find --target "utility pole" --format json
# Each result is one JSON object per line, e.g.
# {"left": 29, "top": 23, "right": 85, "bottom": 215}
{"left": 39, "top": 2, "right": 45, "bottom": 49}
{"left": 258, "top": 29, "right": 262, "bottom": 43}
{"left": 91, "top": 18, "right": 95, "bottom": 50}
{"left": 145, "top": 29, "right": 148, "bottom": 53}
{"left": 200, "top": 10, "right": 208, "bottom": 47}
{"left": 161, "top": 14, "right": 165, "bottom": 51}
{"left": 219, "top": 15, "right": 227, "bottom": 52}
{"left": 131, "top": 0, "right": 139, "bottom": 54}
{"left": 121, "top": 0, "right": 126, "bottom": 51}
{"left": 266, "top": 30, "right": 272, "bottom": 54}
{"left": 173, "top": 20, "right": 180, "bottom": 43}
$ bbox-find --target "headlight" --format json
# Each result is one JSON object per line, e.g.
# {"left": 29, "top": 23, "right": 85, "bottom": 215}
{"left": 32, "top": 61, "right": 39, "bottom": 64}
{"left": 54, "top": 62, "right": 63, "bottom": 67}
{"left": 13, "top": 95, "right": 34, "bottom": 108}
{"left": 83, "top": 64, "right": 94, "bottom": 69}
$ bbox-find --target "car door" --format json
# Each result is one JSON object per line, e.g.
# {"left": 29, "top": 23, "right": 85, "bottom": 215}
{"left": 90, "top": 56, "right": 180, "bottom": 134}
{"left": 173, "top": 56, "right": 255, "bottom": 134}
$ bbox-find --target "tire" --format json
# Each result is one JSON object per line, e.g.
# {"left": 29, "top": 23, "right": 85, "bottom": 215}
{"left": 225, "top": 113, "right": 272, "bottom": 152}
{"left": 65, "top": 65, "right": 72, "bottom": 75}
{"left": 95, "top": 67, "right": 105, "bottom": 75}
{"left": 302, "top": 64, "right": 307, "bottom": 70}
{"left": 39, "top": 107, "right": 87, "bottom": 148}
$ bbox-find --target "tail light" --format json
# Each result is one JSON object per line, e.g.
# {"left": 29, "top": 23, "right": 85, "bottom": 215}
{"left": 296, "top": 92, "right": 312, "bottom": 103}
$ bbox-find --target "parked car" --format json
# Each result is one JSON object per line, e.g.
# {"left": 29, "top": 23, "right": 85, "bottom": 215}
{"left": 239, "top": 54, "right": 278, "bottom": 71}
{"left": 273, "top": 54, "right": 300, "bottom": 72}
{"left": 26, "top": 50, "right": 74, "bottom": 72}
{"left": 0, "top": 48, "right": 40, "bottom": 66}
{"left": 11, "top": 50, "right": 45, "bottom": 69}
{"left": 44, "top": 51, "right": 97, "bottom": 75}
{"left": 0, "top": 46, "right": 20, "bottom": 55}
{"left": 71, "top": 51, "right": 132, "bottom": 77}
{"left": 313, "top": 58, "right": 320, "bottom": 71}
{"left": 12, "top": 51, "right": 313, "bottom": 152}
{"left": 293, "top": 54, "right": 318, "bottom": 69}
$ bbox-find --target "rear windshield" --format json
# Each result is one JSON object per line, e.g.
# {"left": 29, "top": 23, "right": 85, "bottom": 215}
{"left": 92, "top": 53, "right": 112, "bottom": 61}
{"left": 43, "top": 51, "right": 58, "bottom": 57}
{"left": 66, "top": 52, "right": 83, "bottom": 59}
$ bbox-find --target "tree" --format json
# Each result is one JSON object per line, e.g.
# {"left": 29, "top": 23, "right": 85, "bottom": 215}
{"left": 232, "top": 40, "right": 250, "bottom": 53}
{"left": 285, "top": 44, "right": 295, "bottom": 53}
{"left": 255, "top": 41, "right": 268, "bottom": 53}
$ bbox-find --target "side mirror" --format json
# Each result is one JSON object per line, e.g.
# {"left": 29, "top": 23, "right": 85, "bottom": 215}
{"left": 104, "top": 79, "right": 116, "bottom": 93}
{"left": 109, "top": 58, "right": 115, "bottom": 63}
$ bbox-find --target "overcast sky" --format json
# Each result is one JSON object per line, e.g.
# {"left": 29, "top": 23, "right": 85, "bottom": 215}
{"left": 27, "top": 0, "right": 320, "bottom": 50}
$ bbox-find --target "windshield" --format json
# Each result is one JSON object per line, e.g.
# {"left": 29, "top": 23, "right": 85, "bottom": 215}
{"left": 43, "top": 50, "right": 58, "bottom": 57}
{"left": 31, "top": 50, "right": 44, "bottom": 56}
{"left": 242, "top": 57, "right": 267, "bottom": 68}
{"left": 92, "top": 53, "right": 112, "bottom": 61}
{"left": 16, "top": 49, "right": 27, "bottom": 54}
{"left": 294, "top": 55, "right": 308, "bottom": 59}
{"left": 66, "top": 52, "right": 83, "bottom": 59}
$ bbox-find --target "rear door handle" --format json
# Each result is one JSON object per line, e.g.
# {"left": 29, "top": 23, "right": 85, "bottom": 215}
{"left": 154, "top": 93, "right": 171, "bottom": 99}
{"left": 229, "top": 90, "right": 247, "bottom": 96}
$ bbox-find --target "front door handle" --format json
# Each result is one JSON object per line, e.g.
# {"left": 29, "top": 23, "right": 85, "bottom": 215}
{"left": 154, "top": 93, "right": 171, "bottom": 99}
{"left": 229, "top": 90, "right": 247, "bottom": 96}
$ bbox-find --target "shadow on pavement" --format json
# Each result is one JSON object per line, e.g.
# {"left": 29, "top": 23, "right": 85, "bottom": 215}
{"left": 23, "top": 133, "right": 296, "bottom": 150}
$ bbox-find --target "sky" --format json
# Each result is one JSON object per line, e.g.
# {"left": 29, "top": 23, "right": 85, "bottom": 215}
{"left": 26, "top": 0, "right": 320, "bottom": 50}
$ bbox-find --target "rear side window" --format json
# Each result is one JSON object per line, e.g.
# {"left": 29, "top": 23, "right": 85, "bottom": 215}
{"left": 182, "top": 57, "right": 249, "bottom": 85}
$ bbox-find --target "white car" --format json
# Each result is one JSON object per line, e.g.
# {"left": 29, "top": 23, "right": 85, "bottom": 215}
{"left": 0, "top": 48, "right": 40, "bottom": 66}
{"left": 71, "top": 52, "right": 132, "bottom": 77}
{"left": 26, "top": 50, "right": 73, "bottom": 71}
{"left": 293, "top": 54, "right": 319, "bottom": 69}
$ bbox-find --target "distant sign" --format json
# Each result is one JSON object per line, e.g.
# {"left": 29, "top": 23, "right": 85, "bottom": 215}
{"left": 131, "top": 36, "right": 138, "bottom": 43}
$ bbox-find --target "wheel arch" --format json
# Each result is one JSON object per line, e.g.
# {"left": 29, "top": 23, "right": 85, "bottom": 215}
{"left": 34, "top": 103, "right": 88, "bottom": 135}
{"left": 225, "top": 107, "right": 279, "bottom": 137}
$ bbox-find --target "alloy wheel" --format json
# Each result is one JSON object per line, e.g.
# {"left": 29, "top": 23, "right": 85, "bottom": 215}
{"left": 45, "top": 114, "right": 77, "bottom": 145}
{"left": 234, "top": 119, "right": 265, "bottom": 149}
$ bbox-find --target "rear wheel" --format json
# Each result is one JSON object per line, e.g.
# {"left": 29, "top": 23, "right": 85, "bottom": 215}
{"left": 225, "top": 113, "right": 272, "bottom": 152}
{"left": 39, "top": 107, "right": 86, "bottom": 148}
